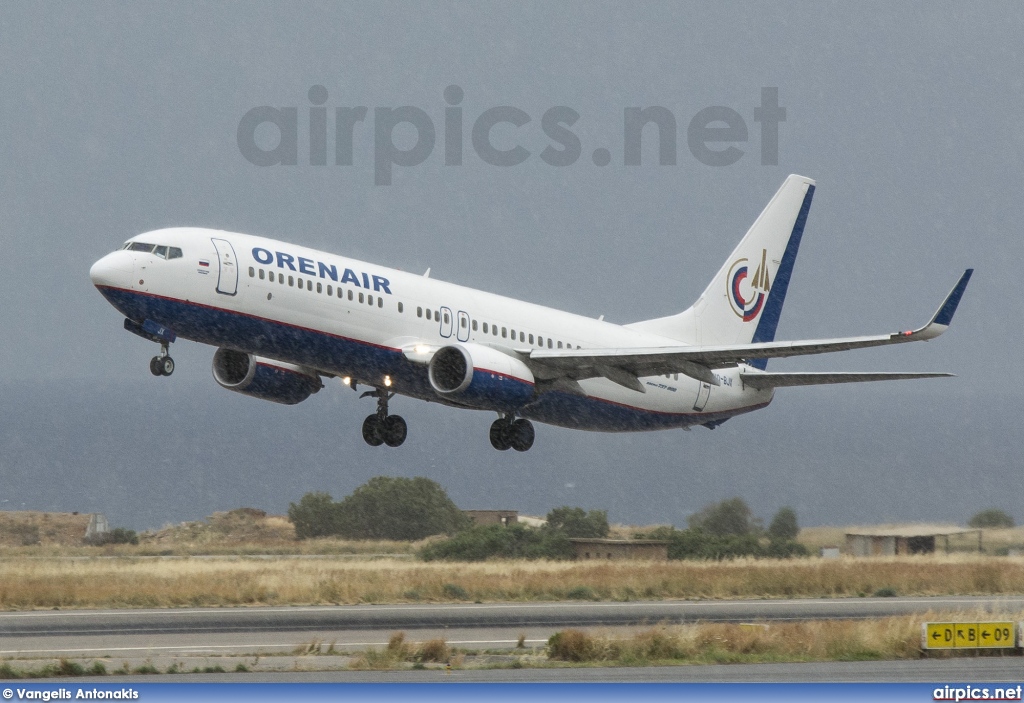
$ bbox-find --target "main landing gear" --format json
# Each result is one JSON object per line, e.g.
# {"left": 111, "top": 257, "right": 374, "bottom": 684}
{"left": 489, "top": 415, "right": 535, "bottom": 452}
{"left": 360, "top": 389, "right": 407, "bottom": 448}
{"left": 149, "top": 343, "right": 175, "bottom": 377}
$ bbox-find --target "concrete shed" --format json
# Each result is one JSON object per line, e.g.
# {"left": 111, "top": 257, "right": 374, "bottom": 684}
{"left": 570, "top": 538, "right": 669, "bottom": 561}
{"left": 845, "top": 525, "right": 981, "bottom": 556}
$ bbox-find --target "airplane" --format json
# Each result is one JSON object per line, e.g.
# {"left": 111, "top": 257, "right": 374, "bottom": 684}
{"left": 89, "top": 174, "right": 971, "bottom": 452}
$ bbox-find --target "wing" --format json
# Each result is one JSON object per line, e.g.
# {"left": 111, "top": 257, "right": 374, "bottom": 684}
{"left": 738, "top": 371, "right": 953, "bottom": 389}
{"left": 525, "top": 269, "right": 972, "bottom": 392}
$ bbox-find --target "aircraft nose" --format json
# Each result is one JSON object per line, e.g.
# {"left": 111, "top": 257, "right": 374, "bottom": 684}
{"left": 89, "top": 251, "right": 134, "bottom": 289}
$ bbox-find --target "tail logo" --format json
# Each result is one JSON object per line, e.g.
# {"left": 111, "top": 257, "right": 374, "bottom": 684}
{"left": 727, "top": 249, "right": 771, "bottom": 321}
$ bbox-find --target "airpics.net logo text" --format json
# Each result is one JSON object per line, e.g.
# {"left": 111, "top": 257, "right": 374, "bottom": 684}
{"left": 237, "top": 85, "right": 787, "bottom": 185}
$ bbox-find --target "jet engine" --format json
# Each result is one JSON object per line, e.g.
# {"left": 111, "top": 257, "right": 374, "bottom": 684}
{"left": 212, "top": 348, "right": 322, "bottom": 405}
{"left": 427, "top": 343, "right": 535, "bottom": 409}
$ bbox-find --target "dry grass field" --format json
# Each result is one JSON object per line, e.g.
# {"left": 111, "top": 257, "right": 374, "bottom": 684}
{"left": 3, "top": 511, "right": 1024, "bottom": 610}
{"left": 2, "top": 553, "right": 1024, "bottom": 609}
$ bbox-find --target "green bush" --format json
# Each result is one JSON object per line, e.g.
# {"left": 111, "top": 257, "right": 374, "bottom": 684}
{"left": 546, "top": 506, "right": 610, "bottom": 538}
{"left": 767, "top": 507, "right": 799, "bottom": 541}
{"left": 420, "top": 523, "right": 572, "bottom": 561}
{"left": 636, "top": 525, "right": 806, "bottom": 560}
{"left": 335, "top": 477, "right": 469, "bottom": 540}
{"left": 289, "top": 478, "right": 470, "bottom": 540}
{"left": 441, "top": 583, "right": 469, "bottom": 599}
{"left": 968, "top": 509, "right": 1015, "bottom": 529}
{"left": 688, "top": 497, "right": 759, "bottom": 536}
{"left": 288, "top": 492, "right": 343, "bottom": 539}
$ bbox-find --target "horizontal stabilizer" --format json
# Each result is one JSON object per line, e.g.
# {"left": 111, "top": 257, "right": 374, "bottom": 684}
{"left": 528, "top": 269, "right": 972, "bottom": 388}
{"left": 740, "top": 371, "right": 953, "bottom": 390}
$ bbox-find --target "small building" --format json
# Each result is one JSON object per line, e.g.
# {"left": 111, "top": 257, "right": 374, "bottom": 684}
{"left": 464, "top": 510, "right": 518, "bottom": 526}
{"left": 570, "top": 538, "right": 669, "bottom": 561}
{"left": 845, "top": 525, "right": 982, "bottom": 556}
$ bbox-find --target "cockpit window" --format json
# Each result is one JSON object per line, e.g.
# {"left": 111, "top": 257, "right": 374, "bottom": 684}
{"left": 127, "top": 242, "right": 156, "bottom": 253}
{"left": 154, "top": 245, "right": 168, "bottom": 259}
{"left": 167, "top": 247, "right": 182, "bottom": 259}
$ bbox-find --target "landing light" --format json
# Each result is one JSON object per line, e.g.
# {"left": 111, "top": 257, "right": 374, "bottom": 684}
{"left": 384, "top": 375, "right": 392, "bottom": 387}
{"left": 414, "top": 344, "right": 431, "bottom": 355}
{"left": 342, "top": 376, "right": 351, "bottom": 386}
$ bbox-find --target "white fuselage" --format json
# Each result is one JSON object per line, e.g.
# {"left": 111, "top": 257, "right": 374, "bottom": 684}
{"left": 90, "top": 227, "right": 773, "bottom": 432}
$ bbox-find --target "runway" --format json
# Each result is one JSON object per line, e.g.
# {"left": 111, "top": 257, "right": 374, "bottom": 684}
{"left": 3, "top": 595, "right": 1023, "bottom": 660}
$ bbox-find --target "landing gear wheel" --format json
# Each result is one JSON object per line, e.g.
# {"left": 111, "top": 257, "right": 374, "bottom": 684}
{"left": 383, "top": 415, "right": 407, "bottom": 447}
{"left": 511, "top": 419, "right": 535, "bottom": 452}
{"left": 489, "top": 419, "right": 513, "bottom": 451}
{"left": 159, "top": 356, "right": 175, "bottom": 376}
{"left": 150, "top": 356, "right": 174, "bottom": 376}
{"left": 362, "top": 415, "right": 384, "bottom": 446}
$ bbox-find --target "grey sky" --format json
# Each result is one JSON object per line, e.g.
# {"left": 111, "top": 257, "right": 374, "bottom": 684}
{"left": 0, "top": 2, "right": 1020, "bottom": 530}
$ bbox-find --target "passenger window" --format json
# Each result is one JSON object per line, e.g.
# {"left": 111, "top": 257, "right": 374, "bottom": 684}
{"left": 297, "top": 278, "right": 303, "bottom": 288}
{"left": 337, "top": 287, "right": 342, "bottom": 298}
{"left": 368, "top": 295, "right": 374, "bottom": 306}
{"left": 259, "top": 269, "right": 265, "bottom": 280}
{"left": 426, "top": 309, "right": 432, "bottom": 320}
{"left": 461, "top": 317, "right": 467, "bottom": 328}
{"left": 268, "top": 271, "right": 274, "bottom": 282}
{"left": 435, "top": 310, "right": 440, "bottom": 321}
{"left": 168, "top": 247, "right": 183, "bottom": 259}
{"left": 417, "top": 307, "right": 423, "bottom": 318}
{"left": 537, "top": 336, "right": 543, "bottom": 346}
{"left": 502, "top": 327, "right": 507, "bottom": 338}
{"left": 326, "top": 285, "right": 332, "bottom": 296}
{"left": 482, "top": 322, "right": 488, "bottom": 333}
{"left": 558, "top": 341, "right": 563, "bottom": 349}
{"left": 548, "top": 339, "right": 553, "bottom": 349}
{"left": 398, "top": 302, "right": 404, "bottom": 313}
{"left": 288, "top": 276, "right": 294, "bottom": 287}
{"left": 315, "top": 282, "right": 321, "bottom": 293}
{"left": 359, "top": 292, "right": 364, "bottom": 303}
{"left": 154, "top": 245, "right": 168, "bottom": 259}
{"left": 472, "top": 320, "right": 477, "bottom": 331}
{"left": 529, "top": 334, "right": 534, "bottom": 344}
{"left": 248, "top": 266, "right": 255, "bottom": 277}
{"left": 520, "top": 332, "right": 525, "bottom": 343}
{"left": 510, "top": 329, "right": 515, "bottom": 339}
{"left": 493, "top": 325, "right": 498, "bottom": 336}
{"left": 443, "top": 312, "right": 450, "bottom": 324}
{"left": 307, "top": 280, "right": 312, "bottom": 291}
{"left": 347, "top": 290, "right": 353, "bottom": 300}
{"left": 378, "top": 297, "right": 383, "bottom": 308}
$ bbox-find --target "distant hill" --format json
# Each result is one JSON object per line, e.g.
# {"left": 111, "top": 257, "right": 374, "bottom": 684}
{"left": 0, "top": 510, "right": 92, "bottom": 546}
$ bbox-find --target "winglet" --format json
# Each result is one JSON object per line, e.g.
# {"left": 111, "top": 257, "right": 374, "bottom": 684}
{"left": 902, "top": 269, "right": 973, "bottom": 341}
{"left": 932, "top": 268, "right": 973, "bottom": 327}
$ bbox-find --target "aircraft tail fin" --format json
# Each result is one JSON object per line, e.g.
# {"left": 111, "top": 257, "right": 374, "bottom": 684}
{"left": 628, "top": 175, "right": 815, "bottom": 368}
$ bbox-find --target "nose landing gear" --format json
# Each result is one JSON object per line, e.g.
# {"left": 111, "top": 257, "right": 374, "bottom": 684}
{"left": 489, "top": 415, "right": 535, "bottom": 452}
{"left": 360, "top": 389, "right": 407, "bottom": 447}
{"left": 124, "top": 319, "right": 176, "bottom": 378}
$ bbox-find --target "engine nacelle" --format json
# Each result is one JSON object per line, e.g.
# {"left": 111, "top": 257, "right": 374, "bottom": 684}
{"left": 427, "top": 343, "right": 535, "bottom": 409}
{"left": 212, "top": 348, "right": 322, "bottom": 405}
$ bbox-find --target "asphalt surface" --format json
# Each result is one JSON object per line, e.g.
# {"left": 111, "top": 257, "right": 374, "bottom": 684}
{"left": 4, "top": 596, "right": 1023, "bottom": 682}
{"left": 5, "top": 596, "right": 1024, "bottom": 637}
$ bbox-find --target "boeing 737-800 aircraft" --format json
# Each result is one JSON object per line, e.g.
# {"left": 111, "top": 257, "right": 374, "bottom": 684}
{"left": 89, "top": 175, "right": 971, "bottom": 451}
